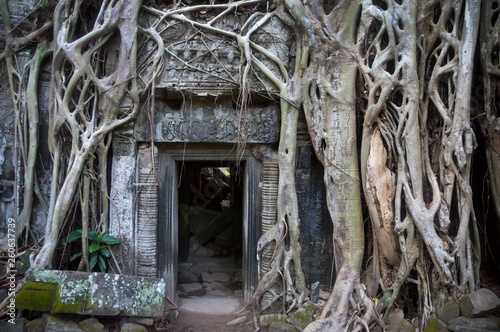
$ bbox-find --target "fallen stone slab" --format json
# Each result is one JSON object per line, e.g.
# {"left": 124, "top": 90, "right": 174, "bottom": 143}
{"left": 178, "top": 270, "right": 199, "bottom": 283}
{"left": 179, "top": 283, "right": 203, "bottom": 293}
{"left": 16, "top": 269, "right": 165, "bottom": 317}
{"left": 448, "top": 316, "right": 500, "bottom": 332}
{"left": 459, "top": 288, "right": 500, "bottom": 318}
{"left": 201, "top": 271, "right": 229, "bottom": 283}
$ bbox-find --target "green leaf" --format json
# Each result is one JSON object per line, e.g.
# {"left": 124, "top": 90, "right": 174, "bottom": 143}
{"left": 88, "top": 230, "right": 98, "bottom": 241}
{"left": 67, "top": 230, "right": 83, "bottom": 243}
{"left": 98, "top": 255, "right": 106, "bottom": 272}
{"left": 69, "top": 252, "right": 82, "bottom": 262}
{"left": 89, "top": 244, "right": 100, "bottom": 253}
{"left": 101, "top": 234, "right": 121, "bottom": 245}
{"left": 90, "top": 252, "right": 98, "bottom": 270}
{"left": 99, "top": 247, "right": 110, "bottom": 257}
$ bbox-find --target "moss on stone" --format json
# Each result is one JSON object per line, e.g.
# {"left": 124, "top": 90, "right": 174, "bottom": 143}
{"left": 260, "top": 314, "right": 288, "bottom": 327}
{"left": 289, "top": 305, "right": 316, "bottom": 328}
{"left": 16, "top": 281, "right": 58, "bottom": 312}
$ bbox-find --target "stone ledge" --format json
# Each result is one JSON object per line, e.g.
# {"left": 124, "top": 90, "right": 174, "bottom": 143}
{"left": 17, "top": 269, "right": 165, "bottom": 318}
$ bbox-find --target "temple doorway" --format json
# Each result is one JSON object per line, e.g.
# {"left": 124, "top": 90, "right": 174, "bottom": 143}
{"left": 176, "top": 161, "right": 244, "bottom": 300}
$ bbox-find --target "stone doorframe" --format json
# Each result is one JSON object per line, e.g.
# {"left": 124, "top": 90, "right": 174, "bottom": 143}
{"left": 157, "top": 144, "right": 262, "bottom": 305}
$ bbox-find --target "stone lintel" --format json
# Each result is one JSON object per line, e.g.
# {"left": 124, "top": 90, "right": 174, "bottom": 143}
{"left": 134, "top": 98, "right": 280, "bottom": 144}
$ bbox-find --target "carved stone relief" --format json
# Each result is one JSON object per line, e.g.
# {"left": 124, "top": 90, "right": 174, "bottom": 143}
{"left": 137, "top": 13, "right": 294, "bottom": 96}
{"left": 134, "top": 98, "right": 280, "bottom": 144}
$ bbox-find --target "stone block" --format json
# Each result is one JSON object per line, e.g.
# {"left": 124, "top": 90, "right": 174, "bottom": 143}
{"left": 120, "top": 322, "right": 148, "bottom": 332}
{"left": 78, "top": 318, "right": 105, "bottom": 331}
{"left": 268, "top": 321, "right": 299, "bottom": 332}
{"left": 178, "top": 270, "right": 199, "bottom": 283}
{"left": 260, "top": 314, "right": 287, "bottom": 327}
{"left": 201, "top": 272, "right": 229, "bottom": 283}
{"left": 424, "top": 316, "right": 450, "bottom": 332}
{"left": 129, "top": 317, "right": 154, "bottom": 326}
{"left": 459, "top": 288, "right": 500, "bottom": 318}
{"left": 438, "top": 301, "right": 460, "bottom": 323}
{"left": 17, "top": 269, "right": 165, "bottom": 318}
{"left": 179, "top": 283, "right": 203, "bottom": 293}
{"left": 289, "top": 307, "right": 315, "bottom": 329}
{"left": 386, "top": 308, "right": 405, "bottom": 326}
{"left": 448, "top": 316, "right": 500, "bottom": 331}
{"left": 387, "top": 318, "right": 415, "bottom": 332}
{"left": 45, "top": 314, "right": 85, "bottom": 332}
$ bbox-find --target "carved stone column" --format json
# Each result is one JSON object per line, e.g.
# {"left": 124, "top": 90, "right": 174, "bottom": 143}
{"left": 136, "top": 144, "right": 158, "bottom": 277}
{"left": 260, "top": 155, "right": 279, "bottom": 306}
{"left": 109, "top": 127, "right": 136, "bottom": 275}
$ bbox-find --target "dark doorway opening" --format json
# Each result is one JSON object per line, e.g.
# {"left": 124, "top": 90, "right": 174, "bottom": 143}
{"left": 177, "top": 161, "right": 244, "bottom": 298}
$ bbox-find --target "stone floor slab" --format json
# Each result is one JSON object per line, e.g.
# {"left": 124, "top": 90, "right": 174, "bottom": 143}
{"left": 179, "top": 296, "right": 244, "bottom": 314}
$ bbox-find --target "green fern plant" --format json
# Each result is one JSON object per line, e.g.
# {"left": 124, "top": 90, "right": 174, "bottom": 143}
{"left": 67, "top": 229, "right": 120, "bottom": 272}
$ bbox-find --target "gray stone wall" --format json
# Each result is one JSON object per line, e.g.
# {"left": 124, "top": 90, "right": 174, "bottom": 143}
{"left": 0, "top": 0, "right": 51, "bottom": 248}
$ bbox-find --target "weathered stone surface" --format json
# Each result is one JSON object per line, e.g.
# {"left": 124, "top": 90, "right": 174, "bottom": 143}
{"left": 17, "top": 269, "right": 165, "bottom": 317}
{"left": 201, "top": 272, "right": 229, "bottom": 283}
{"left": 148, "top": 15, "right": 292, "bottom": 96}
{"left": 387, "top": 318, "right": 415, "bottom": 332}
{"left": 120, "top": 322, "right": 148, "bottom": 332}
{"left": 45, "top": 314, "right": 85, "bottom": 332}
{"left": 179, "top": 283, "right": 203, "bottom": 293}
{"left": 129, "top": 317, "right": 154, "bottom": 326}
{"left": 194, "top": 246, "right": 216, "bottom": 257}
{"left": 109, "top": 129, "right": 136, "bottom": 275}
{"left": 289, "top": 306, "right": 315, "bottom": 329}
{"left": 319, "top": 289, "right": 330, "bottom": 300}
{"left": 459, "top": 288, "right": 500, "bottom": 318}
{"left": 260, "top": 314, "right": 287, "bottom": 327}
{"left": 386, "top": 308, "right": 405, "bottom": 326}
{"left": 233, "top": 289, "right": 244, "bottom": 297}
{"left": 134, "top": 98, "right": 280, "bottom": 144}
{"left": 0, "top": 317, "right": 27, "bottom": 332}
{"left": 178, "top": 270, "right": 199, "bottom": 284}
{"left": 424, "top": 316, "right": 450, "bottom": 332}
{"left": 448, "top": 316, "right": 500, "bottom": 331}
{"left": 78, "top": 317, "right": 105, "bottom": 331}
{"left": 268, "top": 321, "right": 299, "bottom": 332}
{"left": 438, "top": 301, "right": 460, "bottom": 323}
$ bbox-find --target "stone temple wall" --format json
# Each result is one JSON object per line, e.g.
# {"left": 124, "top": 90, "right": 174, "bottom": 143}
{"left": 0, "top": 0, "right": 52, "bottom": 250}
{"left": 109, "top": 9, "right": 333, "bottom": 302}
